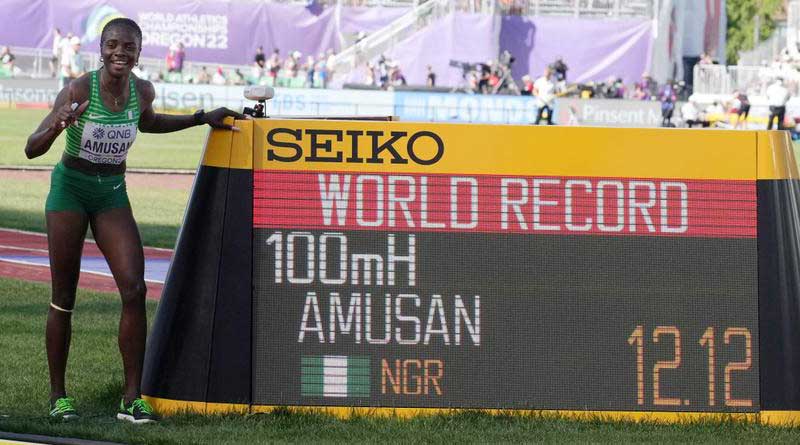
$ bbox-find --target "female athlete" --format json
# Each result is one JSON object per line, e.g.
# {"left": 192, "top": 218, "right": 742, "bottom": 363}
{"left": 24, "top": 18, "right": 245, "bottom": 423}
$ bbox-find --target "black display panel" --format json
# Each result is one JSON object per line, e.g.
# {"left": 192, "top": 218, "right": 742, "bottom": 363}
{"left": 252, "top": 229, "right": 758, "bottom": 412}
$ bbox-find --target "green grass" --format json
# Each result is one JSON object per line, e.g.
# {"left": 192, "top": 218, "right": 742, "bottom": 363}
{"left": 1, "top": 279, "right": 799, "bottom": 444}
{"left": 0, "top": 174, "right": 189, "bottom": 248}
{"left": 0, "top": 109, "right": 206, "bottom": 170}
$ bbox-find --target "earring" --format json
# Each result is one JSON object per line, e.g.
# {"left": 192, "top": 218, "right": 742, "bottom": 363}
{"left": 99, "top": 57, "right": 104, "bottom": 63}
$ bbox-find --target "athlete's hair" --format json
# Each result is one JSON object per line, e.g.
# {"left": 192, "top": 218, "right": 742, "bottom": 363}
{"left": 100, "top": 18, "right": 142, "bottom": 46}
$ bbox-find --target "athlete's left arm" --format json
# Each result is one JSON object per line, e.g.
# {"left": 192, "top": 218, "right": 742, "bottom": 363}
{"left": 137, "top": 79, "right": 246, "bottom": 133}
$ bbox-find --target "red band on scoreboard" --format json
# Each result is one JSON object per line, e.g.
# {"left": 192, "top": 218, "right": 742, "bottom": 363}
{"left": 253, "top": 170, "right": 756, "bottom": 238}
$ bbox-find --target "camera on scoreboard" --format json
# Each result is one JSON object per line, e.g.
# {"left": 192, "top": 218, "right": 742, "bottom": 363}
{"left": 242, "top": 85, "right": 275, "bottom": 118}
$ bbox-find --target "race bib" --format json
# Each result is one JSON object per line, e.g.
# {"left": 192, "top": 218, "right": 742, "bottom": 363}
{"left": 78, "top": 121, "right": 137, "bottom": 165}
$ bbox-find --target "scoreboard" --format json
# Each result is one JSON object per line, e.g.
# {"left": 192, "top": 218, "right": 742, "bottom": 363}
{"left": 143, "top": 121, "right": 800, "bottom": 424}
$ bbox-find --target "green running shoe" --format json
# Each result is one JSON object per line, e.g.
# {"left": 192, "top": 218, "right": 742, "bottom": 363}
{"left": 49, "top": 397, "right": 78, "bottom": 420}
{"left": 117, "top": 398, "right": 158, "bottom": 424}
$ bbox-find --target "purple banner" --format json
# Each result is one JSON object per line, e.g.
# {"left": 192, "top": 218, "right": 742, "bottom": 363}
{"left": 385, "top": 12, "right": 500, "bottom": 87}
{"left": 0, "top": 2, "right": 654, "bottom": 86}
{"left": 0, "top": 0, "right": 407, "bottom": 66}
{"left": 500, "top": 16, "right": 654, "bottom": 84}
{"left": 339, "top": 6, "right": 410, "bottom": 34}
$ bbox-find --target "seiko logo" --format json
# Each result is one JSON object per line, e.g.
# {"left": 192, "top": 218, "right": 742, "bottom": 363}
{"left": 266, "top": 128, "right": 445, "bottom": 165}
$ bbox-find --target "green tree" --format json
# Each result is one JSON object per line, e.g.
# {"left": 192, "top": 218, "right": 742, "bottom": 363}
{"left": 727, "top": 0, "right": 784, "bottom": 64}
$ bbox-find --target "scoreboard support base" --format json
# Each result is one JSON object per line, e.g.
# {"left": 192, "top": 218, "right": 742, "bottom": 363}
{"left": 144, "top": 395, "right": 800, "bottom": 426}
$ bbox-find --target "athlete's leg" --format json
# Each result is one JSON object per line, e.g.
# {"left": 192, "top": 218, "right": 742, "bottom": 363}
{"left": 90, "top": 206, "right": 147, "bottom": 403}
{"left": 46, "top": 210, "right": 89, "bottom": 403}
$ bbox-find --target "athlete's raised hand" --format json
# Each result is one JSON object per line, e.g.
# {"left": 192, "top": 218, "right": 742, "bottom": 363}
{"left": 52, "top": 86, "right": 89, "bottom": 130}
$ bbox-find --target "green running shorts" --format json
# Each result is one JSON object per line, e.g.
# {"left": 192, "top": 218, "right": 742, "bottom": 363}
{"left": 45, "top": 162, "right": 129, "bottom": 214}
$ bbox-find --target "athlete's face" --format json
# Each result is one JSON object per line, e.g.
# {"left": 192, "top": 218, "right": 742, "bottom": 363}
{"left": 101, "top": 26, "right": 140, "bottom": 78}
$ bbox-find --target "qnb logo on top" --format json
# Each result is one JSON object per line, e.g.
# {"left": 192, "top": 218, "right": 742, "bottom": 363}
{"left": 266, "top": 128, "right": 445, "bottom": 165}
{"left": 79, "top": 122, "right": 137, "bottom": 164}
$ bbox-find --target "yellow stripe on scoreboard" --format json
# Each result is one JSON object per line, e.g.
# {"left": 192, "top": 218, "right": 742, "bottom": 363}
{"left": 251, "top": 120, "right": 759, "bottom": 179}
{"left": 200, "top": 119, "right": 798, "bottom": 181}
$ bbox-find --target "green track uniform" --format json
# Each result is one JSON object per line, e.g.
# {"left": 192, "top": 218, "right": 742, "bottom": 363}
{"left": 46, "top": 70, "right": 140, "bottom": 214}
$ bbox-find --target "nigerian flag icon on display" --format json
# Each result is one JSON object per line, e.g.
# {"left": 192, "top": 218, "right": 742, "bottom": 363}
{"left": 301, "top": 355, "right": 370, "bottom": 398}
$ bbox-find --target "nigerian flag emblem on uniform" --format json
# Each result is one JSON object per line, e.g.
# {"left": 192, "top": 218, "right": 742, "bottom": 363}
{"left": 301, "top": 355, "right": 370, "bottom": 398}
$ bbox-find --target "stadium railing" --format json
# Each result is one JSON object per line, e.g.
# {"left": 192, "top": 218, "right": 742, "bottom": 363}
{"left": 277, "top": 0, "right": 653, "bottom": 17}
{"left": 693, "top": 64, "right": 799, "bottom": 96}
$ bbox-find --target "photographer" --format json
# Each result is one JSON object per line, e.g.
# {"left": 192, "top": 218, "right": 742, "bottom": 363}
{"left": 491, "top": 50, "right": 520, "bottom": 95}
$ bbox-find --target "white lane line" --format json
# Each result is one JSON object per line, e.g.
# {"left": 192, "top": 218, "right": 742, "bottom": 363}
{"left": 0, "top": 258, "right": 166, "bottom": 284}
{"left": 0, "top": 244, "right": 49, "bottom": 254}
{"left": 0, "top": 228, "right": 174, "bottom": 253}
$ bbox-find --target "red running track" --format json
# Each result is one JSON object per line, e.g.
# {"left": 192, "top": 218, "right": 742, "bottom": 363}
{"left": 0, "top": 228, "right": 171, "bottom": 300}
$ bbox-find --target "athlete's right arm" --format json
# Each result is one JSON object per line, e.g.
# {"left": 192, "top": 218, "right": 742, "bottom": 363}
{"left": 24, "top": 84, "right": 89, "bottom": 159}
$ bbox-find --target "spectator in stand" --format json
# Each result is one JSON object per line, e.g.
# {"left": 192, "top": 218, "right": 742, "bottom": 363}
{"left": 552, "top": 57, "right": 568, "bottom": 82}
{"left": 175, "top": 43, "right": 185, "bottom": 73}
{"left": 58, "top": 37, "right": 83, "bottom": 89}
{"left": 632, "top": 83, "right": 648, "bottom": 100}
{"left": 637, "top": 73, "right": 658, "bottom": 99}
{"left": 58, "top": 38, "right": 72, "bottom": 88}
{"left": 1, "top": 46, "right": 17, "bottom": 75}
{"left": 306, "top": 55, "right": 316, "bottom": 87}
{"left": 59, "top": 32, "right": 74, "bottom": 65}
{"left": 325, "top": 49, "right": 336, "bottom": 86}
{"left": 70, "top": 39, "right": 85, "bottom": 81}
{"left": 477, "top": 61, "right": 491, "bottom": 94}
{"left": 659, "top": 80, "right": 677, "bottom": 127}
{"left": 601, "top": 76, "right": 625, "bottom": 99}
{"left": 699, "top": 53, "right": 714, "bottom": 65}
{"left": 165, "top": 44, "right": 180, "bottom": 73}
{"left": 212, "top": 66, "right": 227, "bottom": 85}
{"left": 50, "top": 28, "right": 63, "bottom": 78}
{"left": 254, "top": 46, "right": 266, "bottom": 70}
{"left": 232, "top": 68, "right": 246, "bottom": 85}
{"left": 731, "top": 89, "right": 751, "bottom": 129}
{"left": 363, "top": 61, "right": 376, "bottom": 87}
{"left": 389, "top": 63, "right": 407, "bottom": 88}
{"left": 533, "top": 67, "right": 556, "bottom": 125}
{"left": 377, "top": 55, "right": 390, "bottom": 88}
{"left": 488, "top": 64, "right": 501, "bottom": 92}
{"left": 267, "top": 49, "right": 281, "bottom": 80}
{"left": 767, "top": 77, "right": 791, "bottom": 130}
{"left": 315, "top": 53, "right": 328, "bottom": 87}
{"left": 426, "top": 65, "right": 436, "bottom": 87}
{"left": 520, "top": 75, "right": 534, "bottom": 96}
{"left": 196, "top": 66, "right": 211, "bottom": 84}
{"left": 285, "top": 50, "right": 301, "bottom": 78}
{"left": 251, "top": 46, "right": 266, "bottom": 80}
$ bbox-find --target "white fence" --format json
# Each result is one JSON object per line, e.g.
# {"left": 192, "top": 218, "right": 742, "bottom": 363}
{"left": 692, "top": 64, "right": 800, "bottom": 96}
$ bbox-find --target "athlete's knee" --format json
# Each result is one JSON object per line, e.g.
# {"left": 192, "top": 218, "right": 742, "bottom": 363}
{"left": 50, "top": 289, "right": 77, "bottom": 311}
{"left": 119, "top": 279, "right": 147, "bottom": 305}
